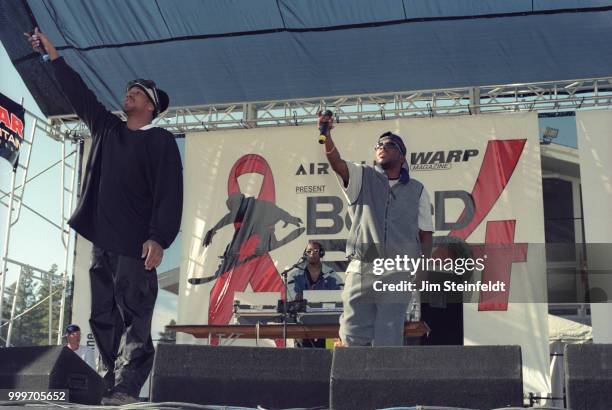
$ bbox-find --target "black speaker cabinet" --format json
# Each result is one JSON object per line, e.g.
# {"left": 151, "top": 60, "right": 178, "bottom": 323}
{"left": 565, "top": 343, "right": 612, "bottom": 410}
{"left": 151, "top": 344, "right": 332, "bottom": 408}
{"left": 0, "top": 346, "right": 104, "bottom": 405}
{"left": 330, "top": 345, "right": 523, "bottom": 410}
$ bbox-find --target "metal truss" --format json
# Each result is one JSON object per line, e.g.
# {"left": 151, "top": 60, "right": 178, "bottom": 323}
{"left": 49, "top": 76, "right": 612, "bottom": 138}
{"left": 1, "top": 107, "right": 78, "bottom": 347}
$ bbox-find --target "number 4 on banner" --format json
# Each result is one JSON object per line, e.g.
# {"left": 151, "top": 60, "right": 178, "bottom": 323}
{"left": 473, "top": 221, "right": 527, "bottom": 311}
{"left": 447, "top": 139, "right": 528, "bottom": 311}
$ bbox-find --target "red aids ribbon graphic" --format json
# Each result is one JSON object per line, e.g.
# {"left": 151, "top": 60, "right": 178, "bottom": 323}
{"left": 208, "top": 155, "right": 285, "bottom": 342}
{"left": 227, "top": 154, "right": 276, "bottom": 203}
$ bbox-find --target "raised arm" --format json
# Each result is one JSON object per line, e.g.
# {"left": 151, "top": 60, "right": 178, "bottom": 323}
{"left": 319, "top": 113, "right": 349, "bottom": 187}
{"left": 25, "top": 28, "right": 121, "bottom": 136}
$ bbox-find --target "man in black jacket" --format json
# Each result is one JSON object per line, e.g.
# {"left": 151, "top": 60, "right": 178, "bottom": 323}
{"left": 26, "top": 28, "right": 183, "bottom": 405}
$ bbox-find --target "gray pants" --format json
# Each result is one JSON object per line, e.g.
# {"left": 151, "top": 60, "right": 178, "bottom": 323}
{"left": 89, "top": 246, "right": 158, "bottom": 397}
{"left": 339, "top": 272, "right": 411, "bottom": 346}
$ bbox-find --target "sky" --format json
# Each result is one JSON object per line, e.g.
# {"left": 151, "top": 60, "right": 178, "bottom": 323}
{"left": 0, "top": 42, "right": 67, "bottom": 281}
{"left": 0, "top": 41, "right": 180, "bottom": 341}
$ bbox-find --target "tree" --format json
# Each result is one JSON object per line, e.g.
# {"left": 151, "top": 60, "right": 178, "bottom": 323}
{"left": 0, "top": 282, "right": 14, "bottom": 344}
{"left": 33, "top": 264, "right": 74, "bottom": 346}
{"left": 0, "top": 264, "right": 74, "bottom": 346}
{"left": 1, "top": 265, "right": 37, "bottom": 346}
{"left": 33, "top": 264, "right": 61, "bottom": 344}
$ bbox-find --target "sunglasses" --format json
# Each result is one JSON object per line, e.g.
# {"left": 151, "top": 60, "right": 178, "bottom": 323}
{"left": 305, "top": 249, "right": 322, "bottom": 255}
{"left": 126, "top": 79, "right": 160, "bottom": 114}
{"left": 374, "top": 141, "right": 401, "bottom": 151}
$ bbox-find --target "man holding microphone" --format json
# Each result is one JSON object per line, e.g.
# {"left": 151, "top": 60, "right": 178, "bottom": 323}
{"left": 25, "top": 28, "right": 183, "bottom": 405}
{"left": 318, "top": 111, "right": 433, "bottom": 346}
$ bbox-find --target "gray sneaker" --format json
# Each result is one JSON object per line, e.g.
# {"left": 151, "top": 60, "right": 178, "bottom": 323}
{"left": 101, "top": 391, "right": 139, "bottom": 406}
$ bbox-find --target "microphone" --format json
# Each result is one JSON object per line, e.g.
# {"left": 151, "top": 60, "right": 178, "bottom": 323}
{"left": 318, "top": 110, "right": 333, "bottom": 144}
{"left": 286, "top": 256, "right": 306, "bottom": 284}
{"left": 38, "top": 49, "right": 50, "bottom": 63}
{"left": 30, "top": 30, "right": 50, "bottom": 62}
{"left": 188, "top": 276, "right": 216, "bottom": 285}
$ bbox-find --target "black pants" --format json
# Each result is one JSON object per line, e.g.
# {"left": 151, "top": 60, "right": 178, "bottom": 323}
{"left": 89, "top": 246, "right": 158, "bottom": 397}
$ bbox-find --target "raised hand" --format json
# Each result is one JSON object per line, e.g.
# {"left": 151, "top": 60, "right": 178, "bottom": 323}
{"left": 23, "top": 27, "right": 59, "bottom": 61}
{"left": 317, "top": 110, "right": 335, "bottom": 137}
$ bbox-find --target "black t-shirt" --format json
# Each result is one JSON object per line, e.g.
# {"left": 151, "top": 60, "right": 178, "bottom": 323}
{"left": 304, "top": 267, "right": 320, "bottom": 289}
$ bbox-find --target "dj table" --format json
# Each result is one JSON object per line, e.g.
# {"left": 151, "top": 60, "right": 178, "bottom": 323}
{"left": 168, "top": 321, "right": 430, "bottom": 345}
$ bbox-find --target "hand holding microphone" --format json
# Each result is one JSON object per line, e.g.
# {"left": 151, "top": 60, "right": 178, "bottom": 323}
{"left": 317, "top": 110, "right": 334, "bottom": 144}
{"left": 23, "top": 27, "right": 50, "bottom": 62}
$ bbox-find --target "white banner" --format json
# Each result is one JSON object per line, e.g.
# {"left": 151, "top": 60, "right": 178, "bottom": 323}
{"left": 576, "top": 110, "right": 612, "bottom": 343}
{"left": 71, "top": 139, "right": 96, "bottom": 355}
{"left": 179, "top": 112, "right": 550, "bottom": 395}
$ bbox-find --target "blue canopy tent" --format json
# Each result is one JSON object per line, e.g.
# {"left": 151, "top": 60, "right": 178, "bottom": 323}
{"left": 1, "top": 0, "right": 612, "bottom": 117}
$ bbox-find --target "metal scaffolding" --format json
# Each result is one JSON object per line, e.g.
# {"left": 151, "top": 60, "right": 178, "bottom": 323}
{"left": 0, "top": 107, "right": 78, "bottom": 347}
{"left": 49, "top": 76, "right": 612, "bottom": 137}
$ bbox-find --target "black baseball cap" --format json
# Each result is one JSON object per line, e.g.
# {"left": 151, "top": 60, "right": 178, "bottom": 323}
{"left": 378, "top": 131, "right": 407, "bottom": 156}
{"left": 126, "top": 79, "right": 169, "bottom": 118}
{"left": 65, "top": 324, "right": 80, "bottom": 335}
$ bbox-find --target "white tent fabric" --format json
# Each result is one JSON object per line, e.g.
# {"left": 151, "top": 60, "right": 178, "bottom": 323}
{"left": 3, "top": 1, "right": 612, "bottom": 117}
{"left": 548, "top": 314, "right": 592, "bottom": 407}
{"left": 549, "top": 314, "right": 592, "bottom": 343}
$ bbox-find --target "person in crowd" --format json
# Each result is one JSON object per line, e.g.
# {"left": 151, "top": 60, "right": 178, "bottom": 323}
{"left": 65, "top": 324, "right": 96, "bottom": 370}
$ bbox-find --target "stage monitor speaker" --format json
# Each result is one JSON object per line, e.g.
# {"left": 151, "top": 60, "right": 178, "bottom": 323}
{"left": 379, "top": 406, "right": 478, "bottom": 410}
{"left": 492, "top": 408, "right": 565, "bottom": 410}
{"left": 384, "top": 407, "right": 477, "bottom": 410}
{"left": 330, "top": 345, "right": 523, "bottom": 410}
{"left": 0, "top": 346, "right": 104, "bottom": 405}
{"left": 565, "top": 343, "right": 612, "bottom": 410}
{"left": 151, "top": 344, "right": 332, "bottom": 408}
